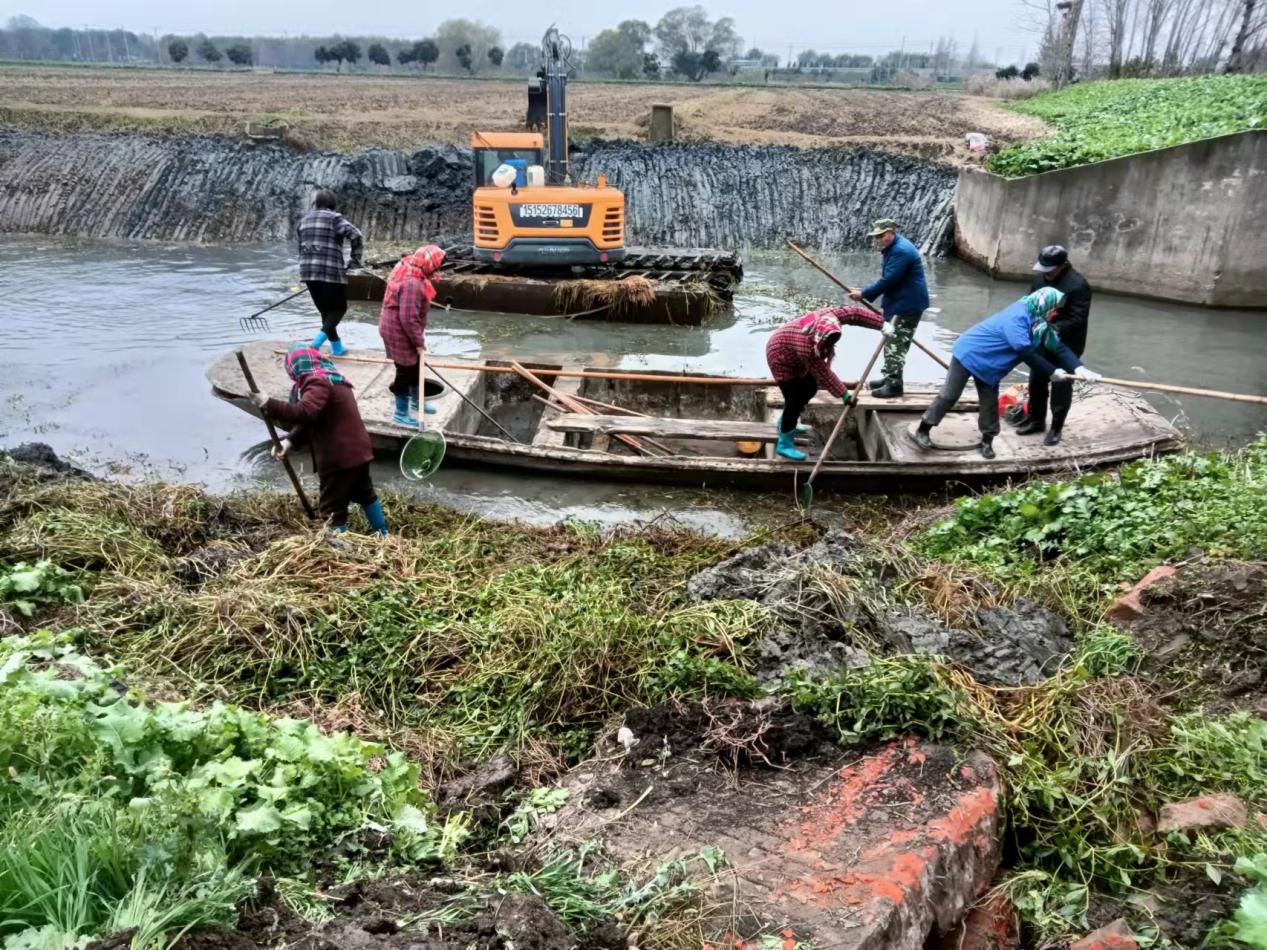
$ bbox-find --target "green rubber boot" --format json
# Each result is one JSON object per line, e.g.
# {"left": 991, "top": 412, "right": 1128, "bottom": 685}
{"left": 775, "top": 431, "right": 807, "bottom": 462}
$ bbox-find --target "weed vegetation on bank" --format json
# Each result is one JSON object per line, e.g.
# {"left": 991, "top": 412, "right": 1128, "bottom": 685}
{"left": 1, "top": 442, "right": 1265, "bottom": 947}
{"left": 987, "top": 75, "right": 1267, "bottom": 176}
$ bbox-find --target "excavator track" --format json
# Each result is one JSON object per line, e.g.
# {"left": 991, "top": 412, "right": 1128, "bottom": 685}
{"left": 440, "top": 245, "right": 744, "bottom": 299}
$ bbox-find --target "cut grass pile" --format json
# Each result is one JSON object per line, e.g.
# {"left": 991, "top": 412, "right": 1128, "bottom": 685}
{"left": 988, "top": 75, "right": 1267, "bottom": 176}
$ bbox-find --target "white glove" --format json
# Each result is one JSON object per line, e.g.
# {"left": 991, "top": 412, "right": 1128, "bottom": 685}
{"left": 881, "top": 321, "right": 896, "bottom": 338}
{"left": 249, "top": 391, "right": 270, "bottom": 409}
{"left": 1075, "top": 366, "right": 1102, "bottom": 383}
{"left": 271, "top": 438, "right": 291, "bottom": 460}
{"left": 1050, "top": 369, "right": 1069, "bottom": 383}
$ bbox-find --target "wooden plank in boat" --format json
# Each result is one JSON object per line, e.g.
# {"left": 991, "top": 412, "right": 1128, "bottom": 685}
{"left": 546, "top": 413, "right": 794, "bottom": 442}
{"left": 532, "top": 377, "right": 584, "bottom": 448}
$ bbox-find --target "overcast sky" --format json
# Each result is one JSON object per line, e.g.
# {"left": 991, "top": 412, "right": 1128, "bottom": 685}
{"left": 6, "top": 0, "right": 1038, "bottom": 63}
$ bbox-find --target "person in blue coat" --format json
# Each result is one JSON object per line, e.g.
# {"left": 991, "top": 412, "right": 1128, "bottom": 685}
{"left": 849, "top": 217, "right": 930, "bottom": 400}
{"left": 912, "top": 287, "right": 1102, "bottom": 459}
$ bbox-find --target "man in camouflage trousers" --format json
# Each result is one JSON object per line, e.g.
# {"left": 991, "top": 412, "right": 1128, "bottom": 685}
{"left": 849, "top": 218, "right": 931, "bottom": 399}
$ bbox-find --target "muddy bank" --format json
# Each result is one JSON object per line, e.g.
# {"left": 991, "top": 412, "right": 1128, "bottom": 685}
{"left": 687, "top": 530, "right": 1074, "bottom": 687}
{"left": 0, "top": 129, "right": 956, "bottom": 249}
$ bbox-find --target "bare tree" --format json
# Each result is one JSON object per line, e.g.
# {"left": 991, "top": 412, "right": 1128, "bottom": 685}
{"left": 1100, "top": 0, "right": 1131, "bottom": 75}
{"left": 1054, "top": 0, "right": 1087, "bottom": 84}
{"left": 1226, "top": 0, "right": 1265, "bottom": 71}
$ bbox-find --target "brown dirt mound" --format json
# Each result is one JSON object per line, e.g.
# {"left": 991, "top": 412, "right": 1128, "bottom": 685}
{"left": 1129, "top": 560, "right": 1267, "bottom": 714}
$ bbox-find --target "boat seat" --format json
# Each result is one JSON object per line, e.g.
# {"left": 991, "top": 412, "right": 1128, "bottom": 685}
{"left": 546, "top": 413, "right": 795, "bottom": 442}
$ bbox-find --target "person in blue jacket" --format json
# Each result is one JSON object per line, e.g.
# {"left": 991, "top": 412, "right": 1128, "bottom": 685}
{"left": 912, "top": 287, "right": 1102, "bottom": 459}
{"left": 849, "top": 217, "right": 930, "bottom": 400}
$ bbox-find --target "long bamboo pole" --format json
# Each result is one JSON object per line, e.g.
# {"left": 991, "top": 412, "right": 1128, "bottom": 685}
{"left": 784, "top": 240, "right": 1267, "bottom": 406}
{"left": 308, "top": 350, "right": 777, "bottom": 386}
{"left": 785, "top": 238, "right": 951, "bottom": 369}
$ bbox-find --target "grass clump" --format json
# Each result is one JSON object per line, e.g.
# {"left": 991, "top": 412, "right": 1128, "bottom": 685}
{"left": 988, "top": 75, "right": 1267, "bottom": 176}
{"left": 0, "top": 632, "right": 463, "bottom": 947}
{"left": 0, "top": 472, "right": 765, "bottom": 777}
{"left": 917, "top": 439, "right": 1267, "bottom": 611}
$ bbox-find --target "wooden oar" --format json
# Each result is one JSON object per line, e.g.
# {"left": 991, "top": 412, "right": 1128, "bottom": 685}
{"left": 235, "top": 351, "right": 317, "bottom": 520}
{"left": 785, "top": 238, "right": 950, "bottom": 370}
{"left": 1095, "top": 377, "right": 1267, "bottom": 405}
{"left": 529, "top": 394, "right": 680, "bottom": 456}
{"left": 797, "top": 336, "right": 886, "bottom": 509}
{"left": 509, "top": 361, "right": 658, "bottom": 457}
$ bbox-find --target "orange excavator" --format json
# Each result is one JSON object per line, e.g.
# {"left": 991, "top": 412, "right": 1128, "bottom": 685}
{"left": 469, "top": 28, "right": 626, "bottom": 267}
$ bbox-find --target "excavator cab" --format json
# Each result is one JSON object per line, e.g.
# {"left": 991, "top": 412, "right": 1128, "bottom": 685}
{"left": 470, "top": 28, "right": 625, "bottom": 267}
{"left": 472, "top": 132, "right": 544, "bottom": 187}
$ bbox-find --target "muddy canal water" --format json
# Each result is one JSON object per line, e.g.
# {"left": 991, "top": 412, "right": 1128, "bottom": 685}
{"left": 3, "top": 236, "right": 1264, "bottom": 531}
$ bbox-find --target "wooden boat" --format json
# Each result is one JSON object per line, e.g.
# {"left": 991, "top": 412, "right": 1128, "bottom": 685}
{"left": 209, "top": 342, "right": 1185, "bottom": 493}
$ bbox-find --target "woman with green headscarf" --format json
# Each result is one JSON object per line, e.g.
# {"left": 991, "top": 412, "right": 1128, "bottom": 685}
{"left": 912, "top": 287, "right": 1102, "bottom": 459}
{"left": 250, "top": 344, "right": 387, "bottom": 536}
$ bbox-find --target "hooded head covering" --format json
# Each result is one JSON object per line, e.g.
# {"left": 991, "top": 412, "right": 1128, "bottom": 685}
{"left": 1023, "top": 287, "right": 1067, "bottom": 352}
{"left": 795, "top": 309, "right": 844, "bottom": 358}
{"left": 386, "top": 244, "right": 446, "bottom": 303}
{"left": 284, "top": 344, "right": 349, "bottom": 402}
{"left": 1024, "top": 286, "right": 1065, "bottom": 321}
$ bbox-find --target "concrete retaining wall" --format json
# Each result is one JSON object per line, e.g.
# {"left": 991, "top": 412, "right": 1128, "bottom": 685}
{"left": 954, "top": 131, "right": 1266, "bottom": 308}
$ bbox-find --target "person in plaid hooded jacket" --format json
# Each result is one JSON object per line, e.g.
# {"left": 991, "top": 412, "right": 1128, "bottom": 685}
{"left": 765, "top": 305, "right": 887, "bottom": 461}
{"left": 378, "top": 245, "right": 445, "bottom": 427}
{"left": 298, "top": 190, "right": 363, "bottom": 357}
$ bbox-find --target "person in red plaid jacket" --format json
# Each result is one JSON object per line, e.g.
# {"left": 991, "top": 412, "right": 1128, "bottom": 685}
{"left": 378, "top": 245, "right": 445, "bottom": 426}
{"left": 765, "top": 306, "right": 889, "bottom": 461}
{"left": 298, "top": 190, "right": 363, "bottom": 357}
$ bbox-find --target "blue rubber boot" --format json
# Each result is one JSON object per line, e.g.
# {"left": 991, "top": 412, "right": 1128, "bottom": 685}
{"left": 362, "top": 499, "right": 388, "bottom": 537}
{"left": 393, "top": 394, "right": 418, "bottom": 427}
{"left": 410, "top": 385, "right": 436, "bottom": 415}
{"left": 330, "top": 339, "right": 347, "bottom": 357}
{"left": 775, "top": 430, "right": 807, "bottom": 462}
{"left": 776, "top": 421, "right": 808, "bottom": 437}
{"left": 311, "top": 331, "right": 328, "bottom": 350}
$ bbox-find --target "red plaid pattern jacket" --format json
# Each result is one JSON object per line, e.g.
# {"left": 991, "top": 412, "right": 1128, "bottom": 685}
{"left": 378, "top": 274, "right": 429, "bottom": 365}
{"left": 764, "top": 306, "right": 884, "bottom": 397}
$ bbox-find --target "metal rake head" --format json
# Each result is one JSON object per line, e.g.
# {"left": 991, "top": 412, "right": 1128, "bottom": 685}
{"left": 239, "top": 313, "right": 271, "bottom": 333}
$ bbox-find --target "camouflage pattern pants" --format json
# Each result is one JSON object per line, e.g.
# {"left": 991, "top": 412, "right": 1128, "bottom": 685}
{"left": 881, "top": 312, "right": 923, "bottom": 380}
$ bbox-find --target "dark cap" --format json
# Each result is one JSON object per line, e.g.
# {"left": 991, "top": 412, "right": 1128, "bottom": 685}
{"left": 1032, "top": 244, "right": 1068, "bottom": 273}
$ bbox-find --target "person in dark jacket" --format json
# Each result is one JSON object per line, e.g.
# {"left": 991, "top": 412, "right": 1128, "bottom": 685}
{"left": 1021, "top": 244, "right": 1093, "bottom": 445}
{"left": 765, "top": 306, "right": 887, "bottom": 460}
{"left": 250, "top": 344, "right": 387, "bottom": 536}
{"left": 849, "top": 217, "right": 930, "bottom": 400}
{"left": 297, "top": 190, "right": 364, "bottom": 358}
{"left": 912, "top": 288, "right": 1102, "bottom": 459}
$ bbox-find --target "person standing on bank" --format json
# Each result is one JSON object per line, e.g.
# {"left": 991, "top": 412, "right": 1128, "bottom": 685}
{"left": 1021, "top": 244, "right": 1093, "bottom": 445}
{"left": 849, "top": 218, "right": 930, "bottom": 400}
{"left": 912, "top": 287, "right": 1102, "bottom": 459}
{"left": 251, "top": 344, "right": 387, "bottom": 536}
{"left": 297, "top": 190, "right": 363, "bottom": 358}
{"left": 378, "top": 244, "right": 446, "bottom": 427}
{"left": 765, "top": 305, "right": 888, "bottom": 461}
